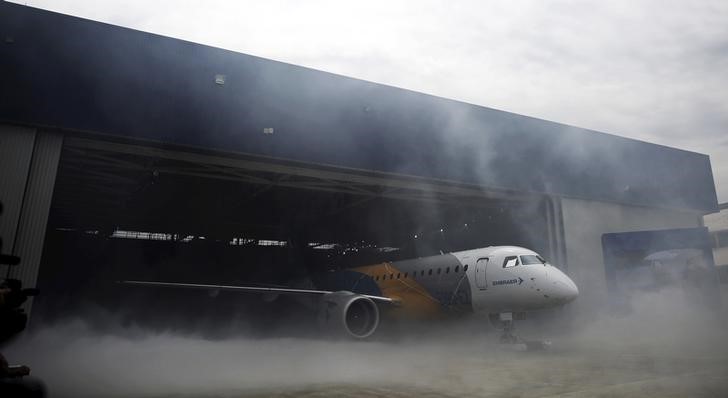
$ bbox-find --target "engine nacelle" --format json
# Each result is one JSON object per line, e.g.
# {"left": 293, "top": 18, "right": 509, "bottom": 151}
{"left": 317, "top": 291, "right": 380, "bottom": 339}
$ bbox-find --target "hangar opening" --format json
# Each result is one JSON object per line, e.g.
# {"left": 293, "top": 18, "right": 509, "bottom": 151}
{"left": 33, "top": 132, "right": 557, "bottom": 332}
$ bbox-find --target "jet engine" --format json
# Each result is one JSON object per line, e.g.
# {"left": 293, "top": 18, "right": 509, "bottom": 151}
{"left": 317, "top": 291, "right": 380, "bottom": 339}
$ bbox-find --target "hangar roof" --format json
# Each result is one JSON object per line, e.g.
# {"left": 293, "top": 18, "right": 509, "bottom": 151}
{"left": 0, "top": 2, "right": 718, "bottom": 213}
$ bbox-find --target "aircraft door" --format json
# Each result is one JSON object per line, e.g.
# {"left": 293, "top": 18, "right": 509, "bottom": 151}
{"left": 475, "top": 258, "right": 489, "bottom": 289}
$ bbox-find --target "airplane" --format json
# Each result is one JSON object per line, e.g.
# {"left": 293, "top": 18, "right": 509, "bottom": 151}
{"left": 123, "top": 245, "right": 578, "bottom": 346}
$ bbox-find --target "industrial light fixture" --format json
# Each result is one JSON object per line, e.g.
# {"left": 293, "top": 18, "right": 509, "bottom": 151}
{"left": 214, "top": 74, "right": 226, "bottom": 85}
{"left": 263, "top": 127, "right": 274, "bottom": 135}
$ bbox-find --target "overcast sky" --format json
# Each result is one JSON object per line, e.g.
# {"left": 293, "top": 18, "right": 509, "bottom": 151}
{"left": 12, "top": 0, "right": 728, "bottom": 203}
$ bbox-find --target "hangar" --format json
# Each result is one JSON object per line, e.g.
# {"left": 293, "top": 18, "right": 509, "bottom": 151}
{"left": 0, "top": 3, "right": 719, "bottom": 328}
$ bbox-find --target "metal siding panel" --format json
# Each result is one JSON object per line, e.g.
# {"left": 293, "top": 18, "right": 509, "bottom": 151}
{"left": 9, "top": 131, "right": 63, "bottom": 315}
{"left": 0, "top": 125, "right": 36, "bottom": 276}
{"left": 0, "top": 2, "right": 719, "bottom": 213}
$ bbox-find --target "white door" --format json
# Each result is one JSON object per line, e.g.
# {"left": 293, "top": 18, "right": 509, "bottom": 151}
{"left": 475, "top": 258, "right": 489, "bottom": 289}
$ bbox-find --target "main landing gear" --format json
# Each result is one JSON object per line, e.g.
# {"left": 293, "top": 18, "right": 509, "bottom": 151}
{"left": 488, "top": 312, "right": 551, "bottom": 351}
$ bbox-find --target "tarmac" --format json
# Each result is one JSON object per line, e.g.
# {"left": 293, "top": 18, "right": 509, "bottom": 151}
{"left": 6, "top": 317, "right": 728, "bottom": 398}
{"left": 228, "top": 347, "right": 728, "bottom": 398}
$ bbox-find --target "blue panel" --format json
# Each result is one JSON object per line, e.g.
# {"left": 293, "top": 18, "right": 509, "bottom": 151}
{"left": 602, "top": 227, "right": 720, "bottom": 294}
{"left": 0, "top": 3, "right": 718, "bottom": 212}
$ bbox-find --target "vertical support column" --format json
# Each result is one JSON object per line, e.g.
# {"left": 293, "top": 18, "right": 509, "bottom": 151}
{"left": 544, "top": 195, "right": 567, "bottom": 271}
{"left": 0, "top": 125, "right": 36, "bottom": 277}
{"left": 553, "top": 197, "right": 567, "bottom": 270}
{"left": 544, "top": 195, "right": 574, "bottom": 327}
{"left": 545, "top": 196, "right": 556, "bottom": 263}
{"left": 1, "top": 126, "right": 63, "bottom": 316}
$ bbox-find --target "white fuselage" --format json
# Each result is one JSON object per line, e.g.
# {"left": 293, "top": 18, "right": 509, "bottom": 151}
{"left": 453, "top": 246, "right": 579, "bottom": 313}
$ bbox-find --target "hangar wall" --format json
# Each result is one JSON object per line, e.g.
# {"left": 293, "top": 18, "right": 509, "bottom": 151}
{"left": 0, "top": 2, "right": 719, "bottom": 215}
{"left": 0, "top": 124, "right": 63, "bottom": 312}
{"left": 560, "top": 197, "right": 702, "bottom": 318}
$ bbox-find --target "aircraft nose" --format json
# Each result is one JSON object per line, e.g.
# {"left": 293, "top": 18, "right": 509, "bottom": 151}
{"left": 561, "top": 275, "right": 579, "bottom": 302}
{"left": 548, "top": 268, "right": 579, "bottom": 304}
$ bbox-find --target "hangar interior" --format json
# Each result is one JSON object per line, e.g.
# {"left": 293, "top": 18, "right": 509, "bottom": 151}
{"left": 32, "top": 131, "right": 556, "bottom": 329}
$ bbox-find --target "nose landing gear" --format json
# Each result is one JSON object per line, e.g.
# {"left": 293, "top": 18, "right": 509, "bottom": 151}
{"left": 489, "top": 312, "right": 520, "bottom": 343}
{"left": 489, "top": 313, "right": 551, "bottom": 351}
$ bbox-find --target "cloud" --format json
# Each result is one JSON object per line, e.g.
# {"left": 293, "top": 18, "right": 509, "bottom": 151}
{"left": 13, "top": 0, "right": 728, "bottom": 201}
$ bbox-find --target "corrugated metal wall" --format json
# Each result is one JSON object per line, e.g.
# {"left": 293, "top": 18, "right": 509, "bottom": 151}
{"left": 0, "top": 2, "right": 719, "bottom": 213}
{"left": 0, "top": 125, "right": 63, "bottom": 315}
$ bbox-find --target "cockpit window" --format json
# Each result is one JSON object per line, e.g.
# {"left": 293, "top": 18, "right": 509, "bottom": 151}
{"left": 503, "top": 256, "right": 519, "bottom": 268}
{"left": 520, "top": 255, "right": 546, "bottom": 265}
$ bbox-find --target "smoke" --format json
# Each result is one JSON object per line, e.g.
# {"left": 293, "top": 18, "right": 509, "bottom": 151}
{"left": 3, "top": 3, "right": 727, "bottom": 397}
{"left": 4, "top": 317, "right": 504, "bottom": 398}
{"left": 5, "top": 288, "right": 728, "bottom": 398}
{"left": 566, "top": 286, "right": 728, "bottom": 353}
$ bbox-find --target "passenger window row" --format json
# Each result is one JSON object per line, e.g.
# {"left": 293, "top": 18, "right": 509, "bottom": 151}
{"left": 373, "top": 264, "right": 469, "bottom": 281}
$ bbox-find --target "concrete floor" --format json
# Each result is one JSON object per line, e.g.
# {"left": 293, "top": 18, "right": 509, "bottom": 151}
{"left": 90, "top": 349, "right": 722, "bottom": 398}
{"left": 6, "top": 318, "right": 728, "bottom": 398}
{"left": 228, "top": 344, "right": 728, "bottom": 398}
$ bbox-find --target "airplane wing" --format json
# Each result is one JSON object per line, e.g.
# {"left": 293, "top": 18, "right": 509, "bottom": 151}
{"left": 120, "top": 280, "right": 397, "bottom": 304}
